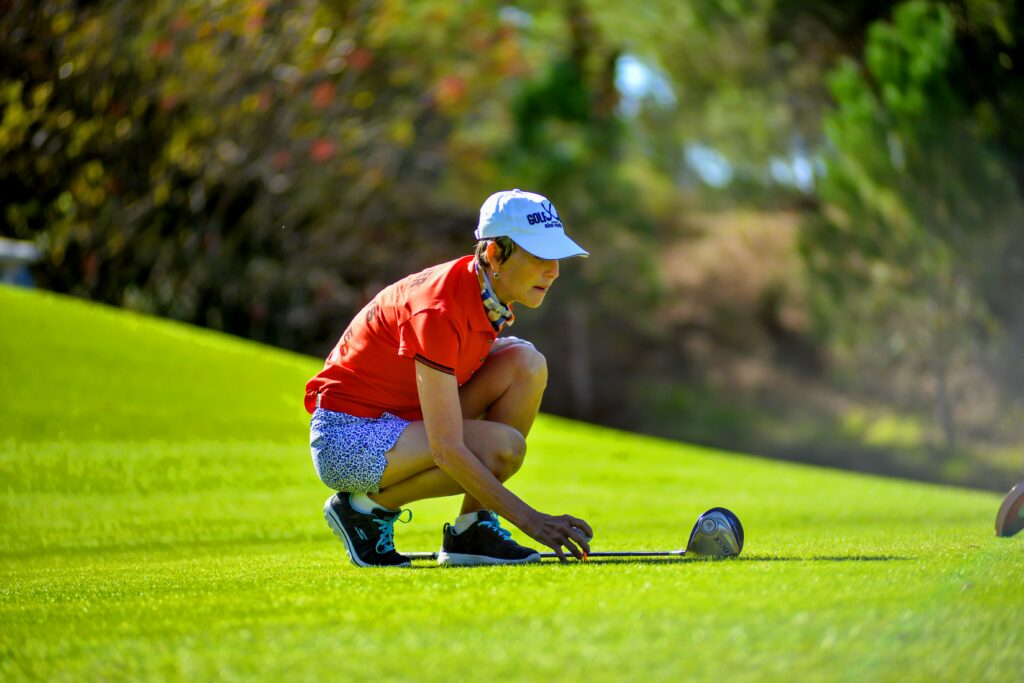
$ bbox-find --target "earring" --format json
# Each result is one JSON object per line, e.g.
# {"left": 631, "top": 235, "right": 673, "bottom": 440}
{"left": 493, "top": 272, "right": 501, "bottom": 279}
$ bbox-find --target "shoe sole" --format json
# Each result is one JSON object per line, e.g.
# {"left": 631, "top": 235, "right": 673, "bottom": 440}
{"left": 437, "top": 551, "right": 541, "bottom": 566}
{"left": 323, "top": 496, "right": 411, "bottom": 568}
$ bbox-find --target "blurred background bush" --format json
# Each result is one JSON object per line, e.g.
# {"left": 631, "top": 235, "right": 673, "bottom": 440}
{"left": 2, "top": 0, "right": 1022, "bottom": 488}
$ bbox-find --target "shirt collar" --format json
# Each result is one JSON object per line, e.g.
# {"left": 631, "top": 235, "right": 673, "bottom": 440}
{"left": 463, "top": 258, "right": 499, "bottom": 332}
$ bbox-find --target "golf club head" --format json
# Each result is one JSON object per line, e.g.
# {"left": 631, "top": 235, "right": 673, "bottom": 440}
{"left": 686, "top": 507, "right": 744, "bottom": 558}
{"left": 995, "top": 481, "right": 1024, "bottom": 537}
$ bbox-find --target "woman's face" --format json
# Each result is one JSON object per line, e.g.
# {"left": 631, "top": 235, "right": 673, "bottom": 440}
{"left": 488, "top": 244, "right": 560, "bottom": 308}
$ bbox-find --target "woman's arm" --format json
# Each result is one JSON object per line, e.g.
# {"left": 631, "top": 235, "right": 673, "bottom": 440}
{"left": 415, "top": 359, "right": 534, "bottom": 528}
{"left": 415, "top": 359, "right": 592, "bottom": 560}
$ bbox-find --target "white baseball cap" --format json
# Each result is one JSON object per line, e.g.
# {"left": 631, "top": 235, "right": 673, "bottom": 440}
{"left": 474, "top": 189, "right": 589, "bottom": 259}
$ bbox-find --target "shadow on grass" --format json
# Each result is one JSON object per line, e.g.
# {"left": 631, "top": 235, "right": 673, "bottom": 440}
{"left": 735, "top": 554, "right": 909, "bottom": 562}
{"left": 408, "top": 554, "right": 911, "bottom": 568}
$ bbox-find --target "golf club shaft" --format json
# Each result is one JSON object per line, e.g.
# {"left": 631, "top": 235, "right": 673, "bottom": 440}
{"left": 404, "top": 550, "right": 686, "bottom": 561}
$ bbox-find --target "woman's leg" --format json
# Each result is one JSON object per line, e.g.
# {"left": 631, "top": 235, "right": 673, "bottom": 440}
{"left": 370, "top": 420, "right": 525, "bottom": 509}
{"left": 460, "top": 340, "right": 548, "bottom": 437}
{"left": 369, "top": 343, "right": 547, "bottom": 510}
{"left": 453, "top": 342, "right": 547, "bottom": 513}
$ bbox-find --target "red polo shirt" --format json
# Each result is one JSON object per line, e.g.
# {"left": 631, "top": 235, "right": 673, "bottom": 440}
{"left": 305, "top": 255, "right": 503, "bottom": 420}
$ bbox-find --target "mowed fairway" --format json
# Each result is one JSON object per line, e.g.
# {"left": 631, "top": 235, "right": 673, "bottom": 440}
{"left": 1, "top": 284, "right": 1021, "bottom": 682}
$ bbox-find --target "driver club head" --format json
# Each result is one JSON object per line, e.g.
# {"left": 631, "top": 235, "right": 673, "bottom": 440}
{"left": 686, "top": 507, "right": 744, "bottom": 558}
{"left": 996, "top": 481, "right": 1024, "bottom": 538}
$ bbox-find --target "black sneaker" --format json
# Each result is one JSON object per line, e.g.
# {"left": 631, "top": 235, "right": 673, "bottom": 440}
{"left": 323, "top": 493, "right": 412, "bottom": 568}
{"left": 437, "top": 511, "right": 541, "bottom": 566}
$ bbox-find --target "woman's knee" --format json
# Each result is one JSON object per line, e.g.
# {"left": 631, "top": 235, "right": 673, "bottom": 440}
{"left": 506, "top": 343, "right": 548, "bottom": 388}
{"left": 479, "top": 424, "right": 526, "bottom": 480}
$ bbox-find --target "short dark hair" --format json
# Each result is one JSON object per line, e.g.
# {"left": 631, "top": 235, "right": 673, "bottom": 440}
{"left": 475, "top": 237, "right": 518, "bottom": 269}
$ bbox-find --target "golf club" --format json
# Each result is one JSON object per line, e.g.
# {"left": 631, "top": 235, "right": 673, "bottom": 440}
{"left": 405, "top": 507, "right": 744, "bottom": 562}
{"left": 404, "top": 548, "right": 687, "bottom": 561}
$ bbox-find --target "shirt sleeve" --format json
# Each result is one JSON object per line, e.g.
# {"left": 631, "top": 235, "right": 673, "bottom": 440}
{"left": 397, "top": 308, "right": 461, "bottom": 374}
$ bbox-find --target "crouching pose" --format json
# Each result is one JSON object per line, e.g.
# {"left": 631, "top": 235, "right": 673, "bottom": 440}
{"left": 305, "top": 189, "right": 594, "bottom": 567}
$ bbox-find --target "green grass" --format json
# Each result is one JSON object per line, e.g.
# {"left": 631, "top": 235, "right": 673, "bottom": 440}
{"left": 1, "top": 284, "right": 1022, "bottom": 682}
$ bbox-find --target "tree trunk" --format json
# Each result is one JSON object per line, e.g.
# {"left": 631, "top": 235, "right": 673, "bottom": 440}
{"left": 931, "top": 345, "right": 956, "bottom": 455}
{"left": 567, "top": 301, "right": 592, "bottom": 420}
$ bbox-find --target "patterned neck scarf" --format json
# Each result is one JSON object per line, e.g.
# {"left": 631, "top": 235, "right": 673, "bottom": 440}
{"left": 475, "top": 261, "right": 514, "bottom": 331}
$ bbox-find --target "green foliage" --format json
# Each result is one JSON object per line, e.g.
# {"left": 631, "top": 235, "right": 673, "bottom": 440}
{"left": 4, "top": 0, "right": 1024, "bottom": 474}
{"left": 0, "top": 0, "right": 555, "bottom": 349}
{"left": 801, "top": 1, "right": 1024, "bottom": 451}
{"left": 0, "top": 1, "right": 667, "bottom": 423}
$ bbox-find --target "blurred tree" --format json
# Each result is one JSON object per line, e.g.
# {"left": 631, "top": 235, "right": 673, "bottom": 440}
{"left": 801, "top": 0, "right": 1024, "bottom": 453}
{"left": 0, "top": 0, "right": 533, "bottom": 351}
{"left": 0, "top": 0, "right": 666, "bottom": 424}
{"left": 3, "top": 0, "right": 1021, "bottom": 465}
{"left": 499, "top": 0, "right": 659, "bottom": 419}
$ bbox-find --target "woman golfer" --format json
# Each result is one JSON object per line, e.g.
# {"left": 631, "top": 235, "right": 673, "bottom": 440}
{"left": 305, "top": 189, "right": 594, "bottom": 567}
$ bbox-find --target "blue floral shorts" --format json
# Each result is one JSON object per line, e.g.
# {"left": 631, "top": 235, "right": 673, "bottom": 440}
{"left": 309, "top": 408, "right": 411, "bottom": 493}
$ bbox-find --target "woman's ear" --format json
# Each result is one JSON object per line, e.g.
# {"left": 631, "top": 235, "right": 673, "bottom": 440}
{"left": 484, "top": 240, "right": 501, "bottom": 268}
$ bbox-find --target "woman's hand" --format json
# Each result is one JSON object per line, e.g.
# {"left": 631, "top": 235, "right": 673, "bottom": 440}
{"left": 522, "top": 512, "right": 593, "bottom": 562}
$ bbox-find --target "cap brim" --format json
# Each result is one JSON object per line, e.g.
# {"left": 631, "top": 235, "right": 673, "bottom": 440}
{"left": 511, "top": 233, "right": 589, "bottom": 260}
